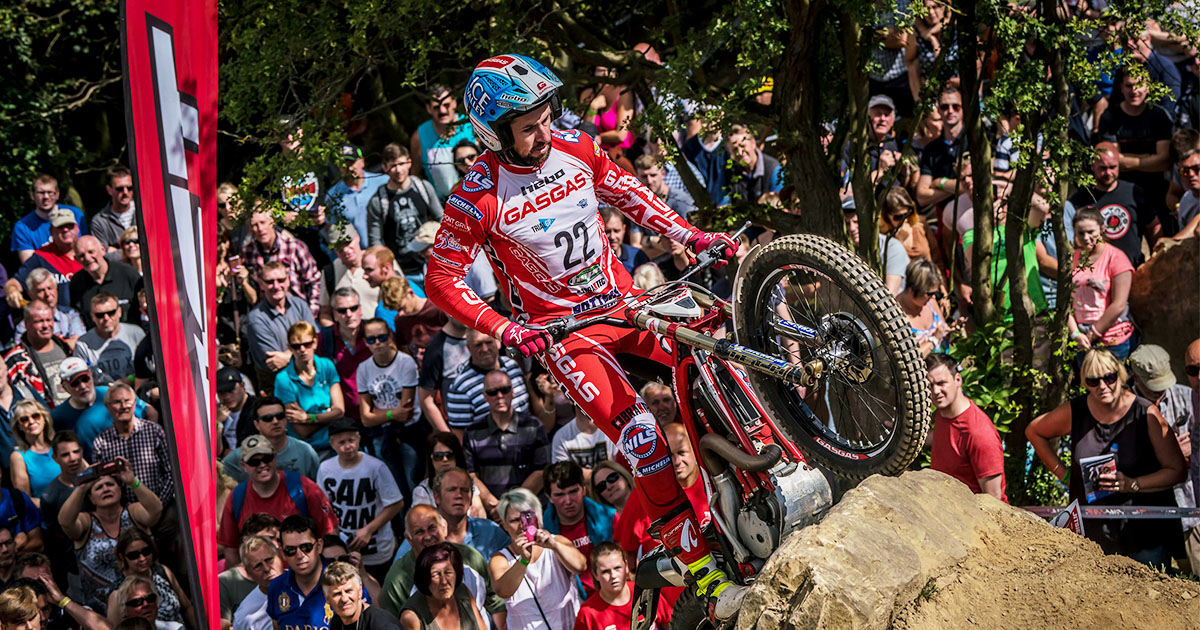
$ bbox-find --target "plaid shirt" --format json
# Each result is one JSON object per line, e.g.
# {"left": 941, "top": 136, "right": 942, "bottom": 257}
{"left": 463, "top": 412, "right": 550, "bottom": 498}
{"left": 241, "top": 229, "right": 322, "bottom": 317}
{"left": 92, "top": 418, "right": 175, "bottom": 504}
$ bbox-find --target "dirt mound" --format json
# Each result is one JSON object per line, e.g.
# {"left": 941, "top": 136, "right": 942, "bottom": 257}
{"left": 737, "top": 469, "right": 1200, "bottom": 630}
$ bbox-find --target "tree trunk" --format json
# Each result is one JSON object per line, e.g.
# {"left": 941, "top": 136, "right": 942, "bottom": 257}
{"left": 842, "top": 10, "right": 881, "bottom": 268}
{"left": 1000, "top": 103, "right": 1044, "bottom": 505}
{"left": 1045, "top": 1, "right": 1076, "bottom": 407}
{"left": 958, "top": 0, "right": 997, "bottom": 327}
{"left": 777, "top": 0, "right": 844, "bottom": 240}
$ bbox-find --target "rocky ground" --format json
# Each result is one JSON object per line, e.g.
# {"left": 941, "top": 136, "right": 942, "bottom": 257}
{"left": 736, "top": 469, "right": 1200, "bottom": 630}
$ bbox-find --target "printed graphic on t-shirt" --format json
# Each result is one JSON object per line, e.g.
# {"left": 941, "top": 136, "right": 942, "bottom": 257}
{"left": 1099, "top": 203, "right": 1131, "bottom": 240}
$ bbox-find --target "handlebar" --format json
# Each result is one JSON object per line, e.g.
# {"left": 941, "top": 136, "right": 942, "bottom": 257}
{"left": 502, "top": 222, "right": 751, "bottom": 362}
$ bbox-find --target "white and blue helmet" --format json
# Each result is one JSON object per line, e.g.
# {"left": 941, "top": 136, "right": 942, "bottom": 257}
{"left": 464, "top": 54, "right": 563, "bottom": 153}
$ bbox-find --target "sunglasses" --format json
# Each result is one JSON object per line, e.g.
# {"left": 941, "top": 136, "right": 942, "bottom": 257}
{"left": 886, "top": 213, "right": 909, "bottom": 223}
{"left": 924, "top": 291, "right": 945, "bottom": 300}
{"left": 431, "top": 451, "right": 455, "bottom": 461}
{"left": 1186, "top": 364, "right": 1199, "bottom": 377}
{"left": 365, "top": 333, "right": 390, "bottom": 345}
{"left": 70, "top": 374, "right": 92, "bottom": 387}
{"left": 938, "top": 103, "right": 963, "bottom": 111}
{"left": 113, "top": 185, "right": 134, "bottom": 192}
{"left": 484, "top": 386, "right": 513, "bottom": 397}
{"left": 245, "top": 453, "right": 275, "bottom": 468}
{"left": 1084, "top": 372, "right": 1120, "bottom": 388}
{"left": 455, "top": 154, "right": 478, "bottom": 165}
{"left": 122, "top": 239, "right": 139, "bottom": 247}
{"left": 125, "top": 548, "right": 153, "bottom": 561}
{"left": 93, "top": 308, "right": 119, "bottom": 320}
{"left": 258, "top": 411, "right": 286, "bottom": 424}
{"left": 1181, "top": 165, "right": 1200, "bottom": 176}
{"left": 282, "top": 542, "right": 316, "bottom": 557}
{"left": 290, "top": 339, "right": 316, "bottom": 351}
{"left": 335, "top": 304, "right": 360, "bottom": 315}
{"left": 217, "top": 201, "right": 228, "bottom": 210}
{"left": 15, "top": 414, "right": 42, "bottom": 424}
{"left": 594, "top": 472, "right": 621, "bottom": 493}
{"left": 125, "top": 593, "right": 158, "bottom": 608}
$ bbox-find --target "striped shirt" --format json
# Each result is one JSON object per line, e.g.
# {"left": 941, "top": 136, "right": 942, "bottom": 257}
{"left": 443, "top": 357, "right": 530, "bottom": 429}
{"left": 463, "top": 412, "right": 550, "bottom": 497}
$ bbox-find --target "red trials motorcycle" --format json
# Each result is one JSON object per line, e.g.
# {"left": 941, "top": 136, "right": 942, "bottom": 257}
{"left": 515, "top": 229, "right": 930, "bottom": 628}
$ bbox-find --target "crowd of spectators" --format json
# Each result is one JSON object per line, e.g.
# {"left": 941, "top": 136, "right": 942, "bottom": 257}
{"left": 0, "top": 5, "right": 1197, "bottom": 630}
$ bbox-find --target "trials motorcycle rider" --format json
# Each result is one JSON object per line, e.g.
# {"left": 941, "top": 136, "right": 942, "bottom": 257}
{"left": 424, "top": 54, "right": 745, "bottom": 621}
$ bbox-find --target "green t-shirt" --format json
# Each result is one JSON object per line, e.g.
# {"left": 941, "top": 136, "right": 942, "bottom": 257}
{"left": 962, "top": 226, "right": 1047, "bottom": 316}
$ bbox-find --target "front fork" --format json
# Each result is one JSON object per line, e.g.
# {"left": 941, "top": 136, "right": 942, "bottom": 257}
{"left": 629, "top": 348, "right": 831, "bottom": 629}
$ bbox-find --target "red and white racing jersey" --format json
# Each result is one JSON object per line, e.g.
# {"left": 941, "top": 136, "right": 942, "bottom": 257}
{"left": 426, "top": 129, "right": 697, "bottom": 336}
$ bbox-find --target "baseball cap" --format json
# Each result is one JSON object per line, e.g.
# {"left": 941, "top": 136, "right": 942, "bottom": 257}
{"left": 240, "top": 435, "right": 274, "bottom": 462}
{"left": 867, "top": 94, "right": 896, "bottom": 112}
{"left": 216, "top": 367, "right": 243, "bottom": 394}
{"left": 1128, "top": 345, "right": 1176, "bottom": 392}
{"left": 49, "top": 207, "right": 76, "bottom": 228}
{"left": 405, "top": 221, "right": 441, "bottom": 254}
{"left": 328, "top": 417, "right": 361, "bottom": 437}
{"left": 339, "top": 144, "right": 363, "bottom": 161}
{"left": 60, "top": 358, "right": 90, "bottom": 383}
{"left": 327, "top": 223, "right": 357, "bottom": 249}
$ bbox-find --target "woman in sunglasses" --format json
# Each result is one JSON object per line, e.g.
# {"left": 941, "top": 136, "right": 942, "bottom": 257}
{"left": 8, "top": 400, "right": 59, "bottom": 504}
{"left": 112, "top": 575, "right": 179, "bottom": 630}
{"left": 275, "top": 321, "right": 344, "bottom": 460}
{"left": 878, "top": 188, "right": 933, "bottom": 262}
{"left": 118, "top": 227, "right": 143, "bottom": 277}
{"left": 106, "top": 530, "right": 194, "bottom": 629}
{"left": 59, "top": 457, "right": 162, "bottom": 612}
{"left": 410, "top": 432, "right": 486, "bottom": 518}
{"left": 896, "top": 258, "right": 956, "bottom": 356}
{"left": 589, "top": 461, "right": 633, "bottom": 514}
{"left": 1027, "top": 348, "right": 1186, "bottom": 567}
{"left": 1067, "top": 207, "right": 1137, "bottom": 360}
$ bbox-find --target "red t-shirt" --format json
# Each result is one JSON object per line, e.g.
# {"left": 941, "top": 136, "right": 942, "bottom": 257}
{"left": 36, "top": 244, "right": 82, "bottom": 277}
{"left": 560, "top": 517, "right": 596, "bottom": 595}
{"left": 216, "top": 472, "right": 338, "bottom": 547}
{"left": 573, "top": 582, "right": 671, "bottom": 630}
{"left": 930, "top": 401, "right": 1008, "bottom": 503}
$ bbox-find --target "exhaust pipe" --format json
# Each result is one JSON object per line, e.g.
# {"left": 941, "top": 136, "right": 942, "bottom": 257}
{"left": 699, "top": 433, "right": 783, "bottom": 473}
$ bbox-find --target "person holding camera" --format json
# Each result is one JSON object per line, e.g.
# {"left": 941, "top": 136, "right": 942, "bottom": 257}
{"left": 488, "top": 488, "right": 584, "bottom": 630}
{"left": 57, "top": 456, "right": 161, "bottom": 612}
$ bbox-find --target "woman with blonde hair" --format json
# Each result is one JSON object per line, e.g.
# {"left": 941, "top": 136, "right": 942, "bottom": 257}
{"left": 118, "top": 227, "right": 142, "bottom": 276}
{"left": 0, "top": 586, "right": 39, "bottom": 630}
{"left": 274, "top": 320, "right": 343, "bottom": 459}
{"left": 631, "top": 263, "right": 665, "bottom": 291}
{"left": 112, "top": 575, "right": 180, "bottom": 630}
{"left": 1027, "top": 349, "right": 1185, "bottom": 567}
{"left": 879, "top": 187, "right": 934, "bottom": 262}
{"left": 9, "top": 400, "right": 59, "bottom": 502}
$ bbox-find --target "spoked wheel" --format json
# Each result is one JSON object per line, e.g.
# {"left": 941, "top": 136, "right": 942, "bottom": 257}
{"left": 733, "top": 234, "right": 930, "bottom": 481}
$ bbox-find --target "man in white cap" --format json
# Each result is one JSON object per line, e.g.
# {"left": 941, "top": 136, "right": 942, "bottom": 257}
{"left": 1129, "top": 343, "right": 1197, "bottom": 574}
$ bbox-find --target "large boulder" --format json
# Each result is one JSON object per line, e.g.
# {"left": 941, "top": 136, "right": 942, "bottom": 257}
{"left": 1129, "top": 238, "right": 1199, "bottom": 380}
{"left": 737, "top": 469, "right": 1200, "bottom": 630}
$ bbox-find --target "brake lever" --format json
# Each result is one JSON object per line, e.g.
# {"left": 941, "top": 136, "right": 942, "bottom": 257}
{"left": 679, "top": 221, "right": 752, "bottom": 283}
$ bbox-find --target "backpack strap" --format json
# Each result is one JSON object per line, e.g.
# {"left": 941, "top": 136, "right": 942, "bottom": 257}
{"left": 283, "top": 471, "right": 309, "bottom": 517}
{"left": 231, "top": 481, "right": 248, "bottom": 524}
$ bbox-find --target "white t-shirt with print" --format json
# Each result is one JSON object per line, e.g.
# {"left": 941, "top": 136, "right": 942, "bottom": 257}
{"left": 355, "top": 351, "right": 420, "bottom": 425}
{"left": 317, "top": 453, "right": 404, "bottom": 567}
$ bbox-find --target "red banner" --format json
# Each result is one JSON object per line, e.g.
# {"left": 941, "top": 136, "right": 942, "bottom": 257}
{"left": 120, "top": 0, "right": 218, "bottom": 626}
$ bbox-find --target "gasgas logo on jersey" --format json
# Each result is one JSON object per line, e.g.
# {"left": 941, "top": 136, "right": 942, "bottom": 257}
{"left": 503, "top": 171, "right": 589, "bottom": 224}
